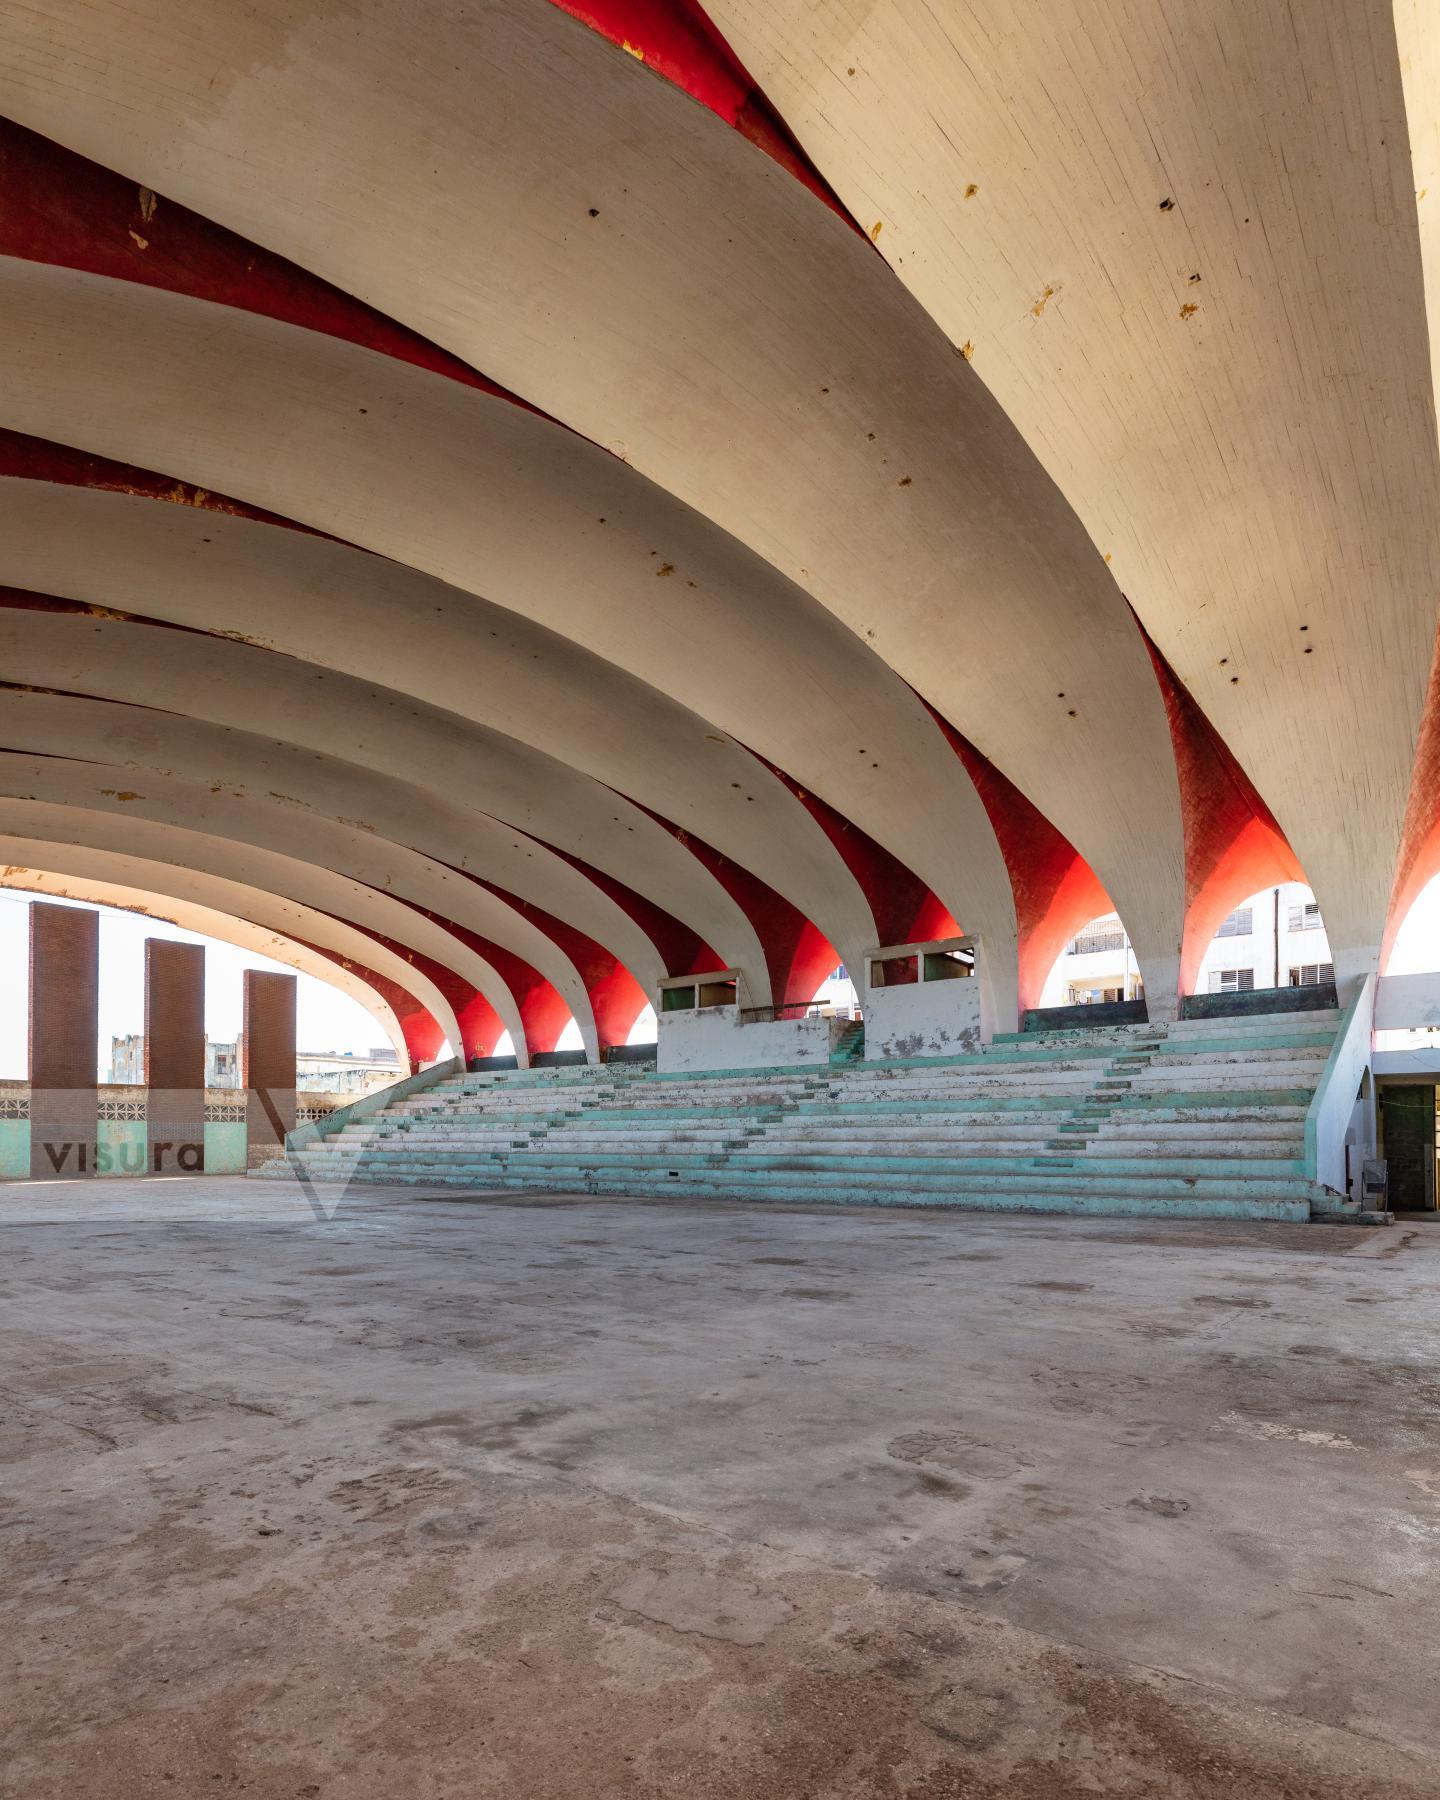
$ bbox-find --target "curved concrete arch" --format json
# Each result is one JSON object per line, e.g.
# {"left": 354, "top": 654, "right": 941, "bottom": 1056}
{"left": 0, "top": 754, "right": 599, "bottom": 1060}
{"left": 0, "top": 2, "right": 1184, "bottom": 1000}
{"left": 0, "top": 602, "right": 772, "bottom": 993}
{"left": 0, "top": 299, "right": 1019, "bottom": 1000}
{"left": 0, "top": 831, "right": 463, "bottom": 1058}
{"left": 0, "top": 456, "right": 878, "bottom": 995}
{"left": 0, "top": 784, "right": 527, "bottom": 1062}
{"left": 1, "top": 687, "right": 668, "bottom": 1002}
{"left": 696, "top": 0, "right": 1440, "bottom": 995}
{"left": 0, "top": 859, "right": 412, "bottom": 1069}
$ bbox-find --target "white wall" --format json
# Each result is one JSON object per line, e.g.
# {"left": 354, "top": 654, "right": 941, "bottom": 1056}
{"left": 1039, "top": 913, "right": 1140, "bottom": 1007}
{"left": 1195, "top": 885, "right": 1332, "bottom": 992}
{"left": 656, "top": 1007, "right": 843, "bottom": 1074}
{"left": 864, "top": 979, "right": 982, "bottom": 1061}
{"left": 1376, "top": 971, "right": 1440, "bottom": 1031}
{"left": 1306, "top": 975, "right": 1375, "bottom": 1198}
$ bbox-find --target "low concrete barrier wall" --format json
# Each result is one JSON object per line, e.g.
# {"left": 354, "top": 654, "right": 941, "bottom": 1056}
{"left": 1182, "top": 984, "right": 1337, "bottom": 1021}
{"left": 285, "top": 1058, "right": 463, "bottom": 1151}
{"left": 657, "top": 1008, "right": 841, "bottom": 1073}
{"left": 0, "top": 1084, "right": 355, "bottom": 1178}
{"left": 1305, "top": 974, "right": 1375, "bottom": 1198}
{"left": 1024, "top": 999, "right": 1147, "bottom": 1032}
{"left": 865, "top": 980, "right": 982, "bottom": 1060}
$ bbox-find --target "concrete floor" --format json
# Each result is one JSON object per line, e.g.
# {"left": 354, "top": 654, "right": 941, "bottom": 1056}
{"left": 3, "top": 1177, "right": 1439, "bottom": 1798}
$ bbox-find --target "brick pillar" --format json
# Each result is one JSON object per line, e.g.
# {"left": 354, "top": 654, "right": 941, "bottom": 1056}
{"left": 144, "top": 939, "right": 206, "bottom": 1175}
{"left": 28, "top": 903, "right": 99, "bottom": 1179}
{"left": 242, "top": 970, "right": 296, "bottom": 1168}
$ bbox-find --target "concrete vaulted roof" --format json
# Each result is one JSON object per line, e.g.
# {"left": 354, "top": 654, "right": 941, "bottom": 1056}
{"left": 1, "top": 0, "right": 1437, "bottom": 1054}
{"left": 0, "top": 855, "right": 415, "bottom": 1070}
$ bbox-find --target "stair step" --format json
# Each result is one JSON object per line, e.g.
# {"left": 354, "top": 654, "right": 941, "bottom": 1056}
{"left": 272, "top": 1012, "right": 1339, "bottom": 1224}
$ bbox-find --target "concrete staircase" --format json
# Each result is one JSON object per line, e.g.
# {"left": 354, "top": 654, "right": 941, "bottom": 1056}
{"left": 259, "top": 1010, "right": 1345, "bottom": 1221}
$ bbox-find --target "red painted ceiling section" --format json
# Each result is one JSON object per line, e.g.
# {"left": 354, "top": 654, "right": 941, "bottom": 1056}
{"left": 380, "top": 893, "right": 575, "bottom": 1059}
{"left": 544, "top": 0, "right": 853, "bottom": 226}
{"left": 460, "top": 868, "right": 652, "bottom": 1048}
{"left": 530, "top": 836, "right": 723, "bottom": 981}
{"left": 1384, "top": 636, "right": 1440, "bottom": 969}
{"left": 0, "top": 586, "right": 188, "bottom": 628}
{"left": 0, "top": 119, "right": 540, "bottom": 412}
{"left": 324, "top": 919, "right": 503, "bottom": 1063}
{"left": 455, "top": 990, "right": 512, "bottom": 1062}
{"left": 1143, "top": 635, "right": 1304, "bottom": 994}
{"left": 754, "top": 752, "right": 957, "bottom": 948}
{"left": 289, "top": 932, "right": 449, "bottom": 1072}
{"left": 651, "top": 814, "right": 839, "bottom": 1004}
{"left": 928, "top": 709, "right": 1113, "bottom": 1014}
{"left": 0, "top": 429, "right": 328, "bottom": 538}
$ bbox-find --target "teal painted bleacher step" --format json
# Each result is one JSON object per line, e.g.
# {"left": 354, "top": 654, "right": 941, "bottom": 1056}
{"left": 258, "top": 1009, "right": 1349, "bottom": 1223}
{"left": 830, "top": 1020, "right": 866, "bottom": 1063}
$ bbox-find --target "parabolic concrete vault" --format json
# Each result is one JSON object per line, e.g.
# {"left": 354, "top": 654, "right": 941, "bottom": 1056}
{"left": 6, "top": 7, "right": 1440, "bottom": 1796}
{"left": 3, "top": 0, "right": 1440, "bottom": 1088}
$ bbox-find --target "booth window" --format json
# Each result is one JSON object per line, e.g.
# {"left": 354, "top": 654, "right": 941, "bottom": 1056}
{"left": 872, "top": 955, "right": 919, "bottom": 987}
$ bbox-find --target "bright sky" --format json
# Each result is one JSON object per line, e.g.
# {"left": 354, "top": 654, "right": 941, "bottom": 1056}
{"left": 0, "top": 891, "right": 385, "bottom": 1079}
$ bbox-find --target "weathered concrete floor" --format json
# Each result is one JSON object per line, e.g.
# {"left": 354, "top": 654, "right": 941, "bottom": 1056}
{"left": 3, "top": 1177, "right": 1440, "bottom": 1798}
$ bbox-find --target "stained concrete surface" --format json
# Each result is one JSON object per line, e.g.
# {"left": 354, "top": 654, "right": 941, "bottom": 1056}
{"left": 3, "top": 1175, "right": 1439, "bottom": 1797}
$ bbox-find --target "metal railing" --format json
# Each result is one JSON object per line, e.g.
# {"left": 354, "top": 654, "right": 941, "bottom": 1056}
{"left": 1067, "top": 930, "right": 1128, "bottom": 955}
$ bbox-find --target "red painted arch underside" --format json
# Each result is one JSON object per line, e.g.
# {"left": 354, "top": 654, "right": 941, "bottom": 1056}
{"left": 0, "top": 119, "right": 537, "bottom": 413}
{"left": 1384, "top": 628, "right": 1440, "bottom": 968}
{"left": 1143, "top": 635, "right": 1304, "bottom": 993}
{"left": 288, "top": 932, "right": 449, "bottom": 1073}
{"left": 544, "top": 0, "right": 854, "bottom": 225}
{"left": 755, "top": 751, "right": 959, "bottom": 949}
{"left": 927, "top": 710, "right": 1112, "bottom": 1013}
{"left": 460, "top": 867, "right": 652, "bottom": 1049}
{"left": 634, "top": 804, "right": 840, "bottom": 1006}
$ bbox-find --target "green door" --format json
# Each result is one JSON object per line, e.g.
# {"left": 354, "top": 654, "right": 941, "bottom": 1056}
{"left": 1380, "top": 1084, "right": 1436, "bottom": 1211}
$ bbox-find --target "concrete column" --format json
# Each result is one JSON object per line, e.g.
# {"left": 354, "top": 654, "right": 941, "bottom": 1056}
{"left": 242, "top": 969, "right": 296, "bottom": 1169}
{"left": 28, "top": 902, "right": 98, "bottom": 1179}
{"left": 144, "top": 939, "right": 205, "bottom": 1174}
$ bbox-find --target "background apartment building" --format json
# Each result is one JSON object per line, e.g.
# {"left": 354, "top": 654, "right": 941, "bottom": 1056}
{"left": 1041, "top": 881, "right": 1334, "bottom": 1008}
